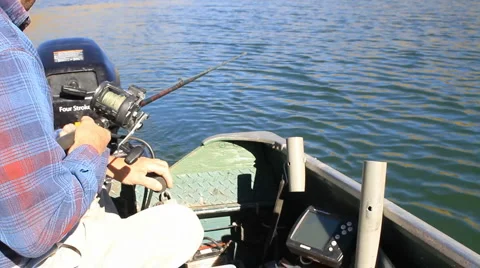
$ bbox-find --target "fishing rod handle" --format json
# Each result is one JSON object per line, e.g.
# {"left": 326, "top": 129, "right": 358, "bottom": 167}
{"left": 56, "top": 117, "right": 111, "bottom": 151}
{"left": 57, "top": 131, "right": 75, "bottom": 150}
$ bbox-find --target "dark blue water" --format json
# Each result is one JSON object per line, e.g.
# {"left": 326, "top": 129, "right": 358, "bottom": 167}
{"left": 25, "top": 0, "right": 480, "bottom": 253}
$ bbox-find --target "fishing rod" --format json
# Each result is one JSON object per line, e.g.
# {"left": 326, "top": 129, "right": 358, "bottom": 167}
{"left": 140, "top": 52, "right": 247, "bottom": 107}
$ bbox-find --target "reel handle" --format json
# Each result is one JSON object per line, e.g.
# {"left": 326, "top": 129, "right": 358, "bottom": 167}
{"left": 125, "top": 146, "right": 144, "bottom": 165}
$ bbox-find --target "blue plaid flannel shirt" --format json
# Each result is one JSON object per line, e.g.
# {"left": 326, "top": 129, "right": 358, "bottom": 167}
{"left": 0, "top": 2, "right": 109, "bottom": 267}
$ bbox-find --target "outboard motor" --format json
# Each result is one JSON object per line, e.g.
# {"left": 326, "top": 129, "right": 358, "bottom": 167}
{"left": 37, "top": 37, "right": 121, "bottom": 130}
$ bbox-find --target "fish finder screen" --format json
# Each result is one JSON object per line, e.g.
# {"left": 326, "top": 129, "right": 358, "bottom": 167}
{"left": 291, "top": 210, "right": 340, "bottom": 249}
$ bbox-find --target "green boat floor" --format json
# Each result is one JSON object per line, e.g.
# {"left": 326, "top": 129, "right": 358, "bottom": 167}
{"left": 176, "top": 141, "right": 276, "bottom": 208}
{"left": 108, "top": 139, "right": 280, "bottom": 222}
{"left": 117, "top": 140, "right": 280, "bottom": 211}
{"left": 166, "top": 168, "right": 258, "bottom": 207}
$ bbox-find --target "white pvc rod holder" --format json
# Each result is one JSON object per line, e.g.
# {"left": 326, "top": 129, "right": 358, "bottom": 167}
{"left": 287, "top": 137, "right": 306, "bottom": 192}
{"left": 355, "top": 161, "right": 387, "bottom": 268}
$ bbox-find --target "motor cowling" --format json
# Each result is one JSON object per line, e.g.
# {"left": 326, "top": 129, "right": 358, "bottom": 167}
{"left": 37, "top": 37, "right": 121, "bottom": 130}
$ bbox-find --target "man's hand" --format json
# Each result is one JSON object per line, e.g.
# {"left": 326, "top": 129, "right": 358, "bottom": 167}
{"left": 67, "top": 116, "right": 111, "bottom": 155}
{"left": 59, "top": 123, "right": 76, "bottom": 137}
{"left": 58, "top": 121, "right": 171, "bottom": 191}
{"left": 106, "top": 156, "right": 173, "bottom": 192}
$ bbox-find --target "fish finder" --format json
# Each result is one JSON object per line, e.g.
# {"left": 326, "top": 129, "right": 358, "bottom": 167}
{"left": 286, "top": 206, "right": 357, "bottom": 268}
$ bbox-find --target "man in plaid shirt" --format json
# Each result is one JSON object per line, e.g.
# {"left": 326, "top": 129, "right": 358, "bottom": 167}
{"left": 0, "top": 1, "right": 203, "bottom": 267}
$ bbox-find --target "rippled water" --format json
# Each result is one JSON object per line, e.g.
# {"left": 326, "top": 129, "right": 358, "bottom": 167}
{"left": 25, "top": 0, "right": 479, "bottom": 252}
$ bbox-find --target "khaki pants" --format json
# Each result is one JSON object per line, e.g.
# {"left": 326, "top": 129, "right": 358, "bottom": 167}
{"left": 26, "top": 189, "right": 204, "bottom": 268}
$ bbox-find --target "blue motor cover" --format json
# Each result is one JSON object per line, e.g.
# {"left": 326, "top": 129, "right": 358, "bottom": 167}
{"left": 37, "top": 37, "right": 121, "bottom": 130}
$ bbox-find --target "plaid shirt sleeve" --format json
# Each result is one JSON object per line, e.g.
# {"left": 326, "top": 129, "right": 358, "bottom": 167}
{"left": 0, "top": 46, "right": 110, "bottom": 262}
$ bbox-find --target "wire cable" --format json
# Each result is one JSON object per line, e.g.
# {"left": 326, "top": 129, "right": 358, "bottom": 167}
{"left": 121, "top": 136, "right": 157, "bottom": 210}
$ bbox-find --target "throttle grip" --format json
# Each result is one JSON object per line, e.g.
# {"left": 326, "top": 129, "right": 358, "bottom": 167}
{"left": 147, "top": 173, "right": 168, "bottom": 193}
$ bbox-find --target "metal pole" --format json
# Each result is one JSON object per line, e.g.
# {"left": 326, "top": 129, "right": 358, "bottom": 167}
{"left": 355, "top": 161, "right": 387, "bottom": 268}
{"left": 287, "top": 137, "right": 306, "bottom": 192}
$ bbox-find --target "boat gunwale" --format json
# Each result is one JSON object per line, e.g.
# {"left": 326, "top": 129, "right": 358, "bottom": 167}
{"left": 202, "top": 131, "right": 480, "bottom": 267}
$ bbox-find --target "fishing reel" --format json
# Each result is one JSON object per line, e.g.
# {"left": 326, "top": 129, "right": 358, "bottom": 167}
{"left": 56, "top": 81, "right": 151, "bottom": 165}
{"left": 90, "top": 81, "right": 153, "bottom": 165}
{"left": 91, "top": 81, "right": 149, "bottom": 135}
